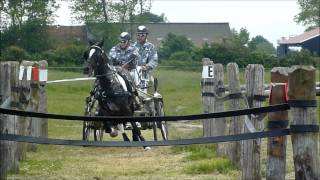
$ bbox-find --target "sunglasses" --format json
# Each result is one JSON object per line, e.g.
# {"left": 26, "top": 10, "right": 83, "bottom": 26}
{"left": 137, "top": 34, "right": 146, "bottom": 37}
{"left": 120, "top": 40, "right": 128, "bottom": 43}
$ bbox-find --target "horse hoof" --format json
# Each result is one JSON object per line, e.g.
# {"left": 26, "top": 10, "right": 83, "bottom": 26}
{"left": 144, "top": 146, "right": 151, "bottom": 151}
{"left": 110, "top": 128, "right": 118, "bottom": 137}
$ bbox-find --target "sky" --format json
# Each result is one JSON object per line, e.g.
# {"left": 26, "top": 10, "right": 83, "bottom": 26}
{"left": 54, "top": 0, "right": 307, "bottom": 47}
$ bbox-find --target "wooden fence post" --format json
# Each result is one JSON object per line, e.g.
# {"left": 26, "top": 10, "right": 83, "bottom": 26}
{"left": 16, "top": 61, "right": 33, "bottom": 159}
{"left": 227, "top": 63, "right": 243, "bottom": 168}
{"left": 212, "top": 64, "right": 226, "bottom": 156}
{"left": 202, "top": 58, "right": 215, "bottom": 137}
{"left": 28, "top": 61, "right": 40, "bottom": 151}
{"left": 0, "top": 62, "right": 19, "bottom": 179}
{"left": 38, "top": 60, "right": 48, "bottom": 138}
{"left": 241, "top": 64, "right": 264, "bottom": 180}
{"left": 288, "top": 66, "right": 320, "bottom": 179}
{"left": 266, "top": 67, "right": 289, "bottom": 180}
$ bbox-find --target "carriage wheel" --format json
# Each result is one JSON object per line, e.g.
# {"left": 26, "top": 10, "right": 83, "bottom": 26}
{"left": 155, "top": 100, "right": 168, "bottom": 140}
{"left": 83, "top": 98, "right": 104, "bottom": 141}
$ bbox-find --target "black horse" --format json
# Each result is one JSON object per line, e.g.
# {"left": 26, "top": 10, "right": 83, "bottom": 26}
{"left": 83, "top": 40, "right": 147, "bottom": 145}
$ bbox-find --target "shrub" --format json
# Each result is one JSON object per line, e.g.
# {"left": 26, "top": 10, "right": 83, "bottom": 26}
{"left": 1, "top": 46, "right": 31, "bottom": 62}
{"left": 169, "top": 51, "right": 193, "bottom": 61}
{"left": 41, "top": 43, "right": 86, "bottom": 66}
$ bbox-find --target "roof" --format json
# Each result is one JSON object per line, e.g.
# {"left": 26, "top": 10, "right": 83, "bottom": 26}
{"left": 47, "top": 23, "right": 232, "bottom": 47}
{"left": 131, "top": 23, "right": 231, "bottom": 47}
{"left": 278, "top": 27, "right": 320, "bottom": 45}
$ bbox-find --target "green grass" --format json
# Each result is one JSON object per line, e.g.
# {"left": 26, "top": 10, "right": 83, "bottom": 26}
{"left": 185, "top": 158, "right": 235, "bottom": 174}
{"left": 7, "top": 67, "right": 319, "bottom": 180}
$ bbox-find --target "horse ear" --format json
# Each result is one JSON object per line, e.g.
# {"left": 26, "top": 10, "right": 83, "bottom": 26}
{"left": 89, "top": 40, "right": 94, "bottom": 46}
{"left": 98, "top": 38, "right": 104, "bottom": 47}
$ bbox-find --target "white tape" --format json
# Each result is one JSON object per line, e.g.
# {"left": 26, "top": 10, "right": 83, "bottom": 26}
{"left": 47, "top": 77, "right": 96, "bottom": 84}
{"left": 244, "top": 115, "right": 256, "bottom": 133}
{"left": 19, "top": 66, "right": 24, "bottom": 80}
{"left": 202, "top": 65, "right": 214, "bottom": 78}
{"left": 26, "top": 66, "right": 32, "bottom": 80}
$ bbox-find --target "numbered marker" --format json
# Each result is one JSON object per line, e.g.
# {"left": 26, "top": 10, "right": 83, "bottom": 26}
{"left": 202, "top": 65, "right": 214, "bottom": 78}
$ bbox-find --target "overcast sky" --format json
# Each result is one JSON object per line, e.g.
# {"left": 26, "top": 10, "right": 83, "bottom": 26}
{"left": 54, "top": 0, "right": 307, "bottom": 47}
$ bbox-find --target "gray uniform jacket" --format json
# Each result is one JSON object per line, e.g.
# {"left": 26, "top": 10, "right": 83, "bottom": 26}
{"left": 108, "top": 43, "right": 140, "bottom": 71}
{"left": 133, "top": 41, "right": 158, "bottom": 70}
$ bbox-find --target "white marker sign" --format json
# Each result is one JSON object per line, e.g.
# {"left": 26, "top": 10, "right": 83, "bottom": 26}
{"left": 39, "top": 69, "right": 48, "bottom": 82}
{"left": 202, "top": 65, "right": 214, "bottom": 78}
{"left": 19, "top": 66, "right": 25, "bottom": 80}
{"left": 26, "top": 66, "right": 32, "bottom": 80}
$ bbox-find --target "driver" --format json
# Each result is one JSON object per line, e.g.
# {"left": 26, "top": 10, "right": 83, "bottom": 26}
{"left": 133, "top": 25, "right": 158, "bottom": 71}
{"left": 109, "top": 32, "right": 140, "bottom": 71}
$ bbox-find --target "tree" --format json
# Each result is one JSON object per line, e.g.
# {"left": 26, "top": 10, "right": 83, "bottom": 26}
{"left": 295, "top": 0, "right": 320, "bottom": 30}
{"left": 248, "top": 35, "right": 276, "bottom": 55}
{"left": 0, "top": 0, "right": 57, "bottom": 28}
{"left": 70, "top": 0, "right": 147, "bottom": 24}
{"left": 132, "top": 12, "right": 166, "bottom": 23}
{"left": 158, "top": 33, "right": 195, "bottom": 60}
{"left": 70, "top": 0, "right": 113, "bottom": 23}
{"left": 230, "top": 28, "right": 250, "bottom": 46}
{"left": 0, "top": 0, "right": 57, "bottom": 54}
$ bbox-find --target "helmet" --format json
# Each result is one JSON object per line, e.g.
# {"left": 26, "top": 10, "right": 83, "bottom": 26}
{"left": 119, "top": 32, "right": 130, "bottom": 41}
{"left": 137, "top": 25, "right": 148, "bottom": 34}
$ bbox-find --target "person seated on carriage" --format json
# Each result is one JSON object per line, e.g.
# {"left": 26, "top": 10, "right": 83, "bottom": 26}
{"left": 108, "top": 32, "right": 142, "bottom": 129}
{"left": 133, "top": 25, "right": 158, "bottom": 95}
{"left": 133, "top": 25, "right": 158, "bottom": 71}
{"left": 109, "top": 32, "right": 140, "bottom": 72}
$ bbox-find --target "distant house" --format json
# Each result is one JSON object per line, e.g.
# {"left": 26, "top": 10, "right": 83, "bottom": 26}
{"left": 47, "top": 23, "right": 231, "bottom": 48}
{"left": 277, "top": 27, "right": 320, "bottom": 56}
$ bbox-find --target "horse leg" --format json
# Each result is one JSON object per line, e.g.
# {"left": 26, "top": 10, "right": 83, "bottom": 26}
{"left": 117, "top": 123, "right": 130, "bottom": 142}
{"left": 131, "top": 122, "right": 151, "bottom": 150}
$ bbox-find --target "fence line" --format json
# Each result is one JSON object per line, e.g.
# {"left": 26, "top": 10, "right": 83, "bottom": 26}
{"left": 201, "top": 60, "right": 319, "bottom": 180}
{"left": 0, "top": 61, "right": 319, "bottom": 180}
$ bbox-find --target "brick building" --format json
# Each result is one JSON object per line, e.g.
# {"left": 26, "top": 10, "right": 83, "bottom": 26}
{"left": 47, "top": 23, "right": 231, "bottom": 48}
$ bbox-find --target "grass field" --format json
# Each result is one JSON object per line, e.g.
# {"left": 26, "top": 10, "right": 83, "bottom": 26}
{"left": 8, "top": 67, "right": 319, "bottom": 180}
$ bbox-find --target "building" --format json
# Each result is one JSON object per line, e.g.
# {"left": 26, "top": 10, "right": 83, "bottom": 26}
{"left": 47, "top": 23, "right": 231, "bottom": 48}
{"left": 277, "top": 27, "right": 320, "bottom": 56}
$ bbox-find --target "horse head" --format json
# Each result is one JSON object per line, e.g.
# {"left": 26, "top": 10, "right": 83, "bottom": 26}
{"left": 84, "top": 39, "right": 110, "bottom": 77}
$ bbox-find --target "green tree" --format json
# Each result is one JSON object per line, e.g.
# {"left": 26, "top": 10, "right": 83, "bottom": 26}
{"left": 159, "top": 33, "right": 195, "bottom": 60}
{"left": 70, "top": 0, "right": 149, "bottom": 24}
{"left": 295, "top": 0, "right": 320, "bottom": 30}
{"left": 132, "top": 12, "right": 166, "bottom": 23}
{"left": 0, "top": 0, "right": 57, "bottom": 54}
{"left": 70, "top": 0, "right": 112, "bottom": 23}
{"left": 248, "top": 35, "right": 276, "bottom": 55}
{"left": 0, "top": 46, "right": 30, "bottom": 62}
{"left": 230, "top": 28, "right": 250, "bottom": 46}
{"left": 0, "top": 0, "right": 57, "bottom": 27}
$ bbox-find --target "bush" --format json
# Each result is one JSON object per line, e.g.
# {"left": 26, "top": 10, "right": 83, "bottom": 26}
{"left": 160, "top": 59, "right": 202, "bottom": 71}
{"left": 1, "top": 46, "right": 31, "bottom": 62}
{"left": 169, "top": 51, "right": 193, "bottom": 61}
{"left": 159, "top": 33, "right": 195, "bottom": 60}
{"left": 41, "top": 42, "right": 86, "bottom": 66}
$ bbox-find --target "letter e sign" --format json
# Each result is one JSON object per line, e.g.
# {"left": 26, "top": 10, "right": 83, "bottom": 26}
{"left": 202, "top": 65, "right": 214, "bottom": 78}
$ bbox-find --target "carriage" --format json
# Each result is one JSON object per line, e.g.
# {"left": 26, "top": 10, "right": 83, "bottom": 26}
{"left": 82, "top": 63, "right": 168, "bottom": 142}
